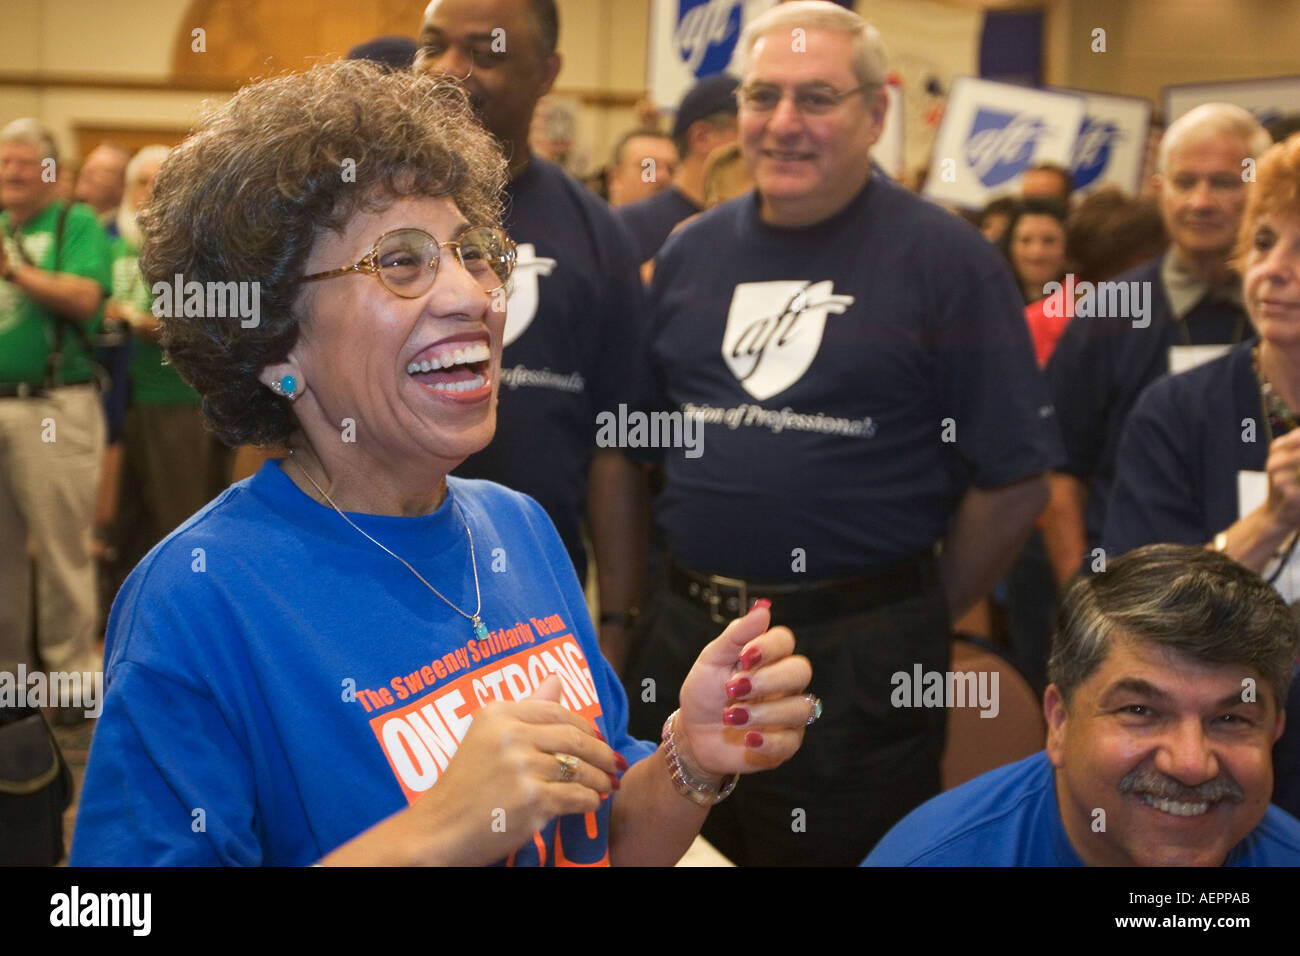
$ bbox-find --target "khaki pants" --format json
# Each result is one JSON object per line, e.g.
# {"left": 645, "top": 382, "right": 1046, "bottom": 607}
{"left": 0, "top": 385, "right": 104, "bottom": 674}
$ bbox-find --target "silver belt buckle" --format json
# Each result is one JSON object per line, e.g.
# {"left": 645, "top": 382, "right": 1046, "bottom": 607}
{"left": 705, "top": 573, "right": 747, "bottom": 626}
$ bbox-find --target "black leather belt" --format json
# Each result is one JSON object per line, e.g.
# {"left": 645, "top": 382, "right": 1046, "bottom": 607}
{"left": 668, "top": 553, "right": 939, "bottom": 626}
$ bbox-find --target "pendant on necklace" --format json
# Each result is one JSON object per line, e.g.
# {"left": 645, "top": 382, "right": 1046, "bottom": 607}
{"left": 472, "top": 615, "right": 489, "bottom": 641}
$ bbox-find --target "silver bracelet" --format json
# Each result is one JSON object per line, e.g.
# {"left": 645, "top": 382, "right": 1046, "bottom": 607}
{"left": 661, "top": 709, "right": 738, "bottom": 807}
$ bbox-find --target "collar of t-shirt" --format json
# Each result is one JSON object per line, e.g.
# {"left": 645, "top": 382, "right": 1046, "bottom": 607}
{"left": 1161, "top": 247, "right": 1243, "bottom": 320}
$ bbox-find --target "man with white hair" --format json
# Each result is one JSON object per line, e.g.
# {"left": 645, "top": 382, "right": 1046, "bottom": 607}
{"left": 1045, "top": 103, "right": 1271, "bottom": 584}
{"left": 0, "top": 118, "right": 111, "bottom": 694}
{"left": 623, "top": 1, "right": 1060, "bottom": 865}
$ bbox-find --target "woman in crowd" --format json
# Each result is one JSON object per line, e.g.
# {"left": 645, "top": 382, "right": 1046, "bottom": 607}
{"left": 1104, "top": 132, "right": 1300, "bottom": 817}
{"left": 71, "top": 60, "right": 814, "bottom": 867}
{"left": 999, "top": 197, "right": 1069, "bottom": 305}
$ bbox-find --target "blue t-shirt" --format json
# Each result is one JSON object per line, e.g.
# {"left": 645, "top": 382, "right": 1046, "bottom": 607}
{"left": 453, "top": 157, "right": 649, "bottom": 583}
{"left": 72, "top": 461, "right": 654, "bottom": 866}
{"left": 864, "top": 751, "right": 1300, "bottom": 866}
{"left": 647, "top": 177, "right": 1062, "bottom": 580}
{"left": 614, "top": 187, "right": 701, "bottom": 265}
{"left": 1047, "top": 255, "right": 1247, "bottom": 551}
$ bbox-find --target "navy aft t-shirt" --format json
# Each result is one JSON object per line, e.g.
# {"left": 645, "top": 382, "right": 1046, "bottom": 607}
{"left": 453, "top": 157, "right": 648, "bottom": 582}
{"left": 864, "top": 751, "right": 1300, "bottom": 866}
{"left": 1103, "top": 339, "right": 1263, "bottom": 558}
{"left": 614, "top": 187, "right": 701, "bottom": 265}
{"left": 1047, "top": 255, "right": 1247, "bottom": 551}
{"left": 647, "top": 177, "right": 1062, "bottom": 580}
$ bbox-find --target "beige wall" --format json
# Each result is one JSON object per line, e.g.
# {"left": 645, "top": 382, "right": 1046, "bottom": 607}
{"left": 555, "top": 0, "right": 651, "bottom": 173}
{"left": 0, "top": 0, "right": 214, "bottom": 161}
{"left": 1047, "top": 0, "right": 1300, "bottom": 113}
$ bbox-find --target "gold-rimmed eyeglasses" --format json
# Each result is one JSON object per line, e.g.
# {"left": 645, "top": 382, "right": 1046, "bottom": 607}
{"left": 301, "top": 226, "right": 516, "bottom": 298}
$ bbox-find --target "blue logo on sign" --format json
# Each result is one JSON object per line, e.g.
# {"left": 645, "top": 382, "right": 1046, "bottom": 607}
{"left": 676, "top": 0, "right": 743, "bottom": 78}
{"left": 964, "top": 108, "right": 1046, "bottom": 187}
{"left": 1072, "top": 117, "right": 1120, "bottom": 189}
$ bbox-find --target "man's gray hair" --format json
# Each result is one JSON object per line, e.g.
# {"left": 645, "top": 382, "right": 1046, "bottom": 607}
{"left": 0, "top": 118, "right": 59, "bottom": 164}
{"left": 1158, "top": 102, "right": 1271, "bottom": 173}
{"left": 1049, "top": 543, "right": 1300, "bottom": 710}
{"left": 736, "top": 0, "right": 887, "bottom": 91}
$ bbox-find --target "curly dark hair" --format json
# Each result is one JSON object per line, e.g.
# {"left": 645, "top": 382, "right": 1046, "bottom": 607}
{"left": 140, "top": 59, "right": 508, "bottom": 447}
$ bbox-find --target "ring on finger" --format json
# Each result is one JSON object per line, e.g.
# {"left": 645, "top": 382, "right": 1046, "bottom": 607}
{"left": 555, "top": 752, "right": 579, "bottom": 782}
{"left": 804, "top": 694, "right": 823, "bottom": 727}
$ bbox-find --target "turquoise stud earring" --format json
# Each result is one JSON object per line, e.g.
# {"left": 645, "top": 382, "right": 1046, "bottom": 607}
{"left": 270, "top": 375, "right": 298, "bottom": 400}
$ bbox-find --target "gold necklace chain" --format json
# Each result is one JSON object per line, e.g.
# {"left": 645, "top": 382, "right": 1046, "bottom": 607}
{"left": 288, "top": 449, "right": 488, "bottom": 640}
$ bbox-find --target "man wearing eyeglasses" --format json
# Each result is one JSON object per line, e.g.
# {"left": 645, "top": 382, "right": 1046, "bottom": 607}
{"left": 622, "top": 0, "right": 1062, "bottom": 865}
{"left": 415, "top": 0, "right": 651, "bottom": 673}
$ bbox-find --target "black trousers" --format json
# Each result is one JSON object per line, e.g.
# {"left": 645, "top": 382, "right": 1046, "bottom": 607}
{"left": 623, "top": 580, "right": 951, "bottom": 866}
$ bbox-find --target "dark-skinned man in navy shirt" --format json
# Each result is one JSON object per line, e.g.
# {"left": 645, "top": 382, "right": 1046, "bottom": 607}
{"left": 622, "top": 0, "right": 1061, "bottom": 866}
{"left": 415, "top": 0, "right": 650, "bottom": 672}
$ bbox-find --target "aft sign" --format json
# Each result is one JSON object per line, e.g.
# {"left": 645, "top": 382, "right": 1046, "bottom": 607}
{"left": 1054, "top": 89, "right": 1151, "bottom": 196}
{"left": 924, "top": 76, "right": 1085, "bottom": 210}
{"left": 647, "top": 0, "right": 778, "bottom": 109}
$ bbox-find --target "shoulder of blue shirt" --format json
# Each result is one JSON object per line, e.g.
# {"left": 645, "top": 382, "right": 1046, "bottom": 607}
{"left": 862, "top": 751, "right": 1066, "bottom": 866}
{"left": 863, "top": 747, "right": 1300, "bottom": 866}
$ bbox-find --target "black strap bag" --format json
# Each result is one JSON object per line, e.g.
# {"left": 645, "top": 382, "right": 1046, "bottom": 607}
{"left": 0, "top": 706, "right": 74, "bottom": 865}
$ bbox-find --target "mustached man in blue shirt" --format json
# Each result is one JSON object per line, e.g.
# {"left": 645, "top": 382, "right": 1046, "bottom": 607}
{"left": 866, "top": 543, "right": 1300, "bottom": 866}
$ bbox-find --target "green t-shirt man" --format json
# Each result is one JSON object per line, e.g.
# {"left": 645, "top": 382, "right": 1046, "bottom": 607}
{"left": 0, "top": 200, "right": 111, "bottom": 386}
{"left": 108, "top": 234, "right": 198, "bottom": 406}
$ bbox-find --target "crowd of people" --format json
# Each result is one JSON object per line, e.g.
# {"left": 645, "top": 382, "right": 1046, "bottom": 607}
{"left": 3, "top": 0, "right": 1300, "bottom": 868}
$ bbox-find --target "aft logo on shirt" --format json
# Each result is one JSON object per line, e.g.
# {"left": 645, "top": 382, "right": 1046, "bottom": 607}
{"left": 504, "top": 243, "right": 557, "bottom": 347}
{"left": 721, "top": 280, "right": 854, "bottom": 400}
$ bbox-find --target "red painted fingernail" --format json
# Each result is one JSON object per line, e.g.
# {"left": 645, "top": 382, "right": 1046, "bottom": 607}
{"left": 745, "top": 731, "right": 764, "bottom": 748}
{"left": 726, "top": 677, "right": 752, "bottom": 699}
{"left": 722, "top": 707, "right": 749, "bottom": 726}
{"left": 609, "top": 773, "right": 621, "bottom": 790}
{"left": 595, "top": 729, "right": 606, "bottom": 742}
{"left": 615, "top": 754, "right": 629, "bottom": 773}
{"left": 750, "top": 598, "right": 771, "bottom": 610}
{"left": 740, "top": 646, "right": 762, "bottom": 670}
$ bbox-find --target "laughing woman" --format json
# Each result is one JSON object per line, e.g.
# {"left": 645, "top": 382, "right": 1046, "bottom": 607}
{"left": 71, "top": 61, "right": 813, "bottom": 867}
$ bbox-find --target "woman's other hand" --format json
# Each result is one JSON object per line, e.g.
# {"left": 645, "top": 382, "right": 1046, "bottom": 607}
{"left": 324, "top": 675, "right": 623, "bottom": 866}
